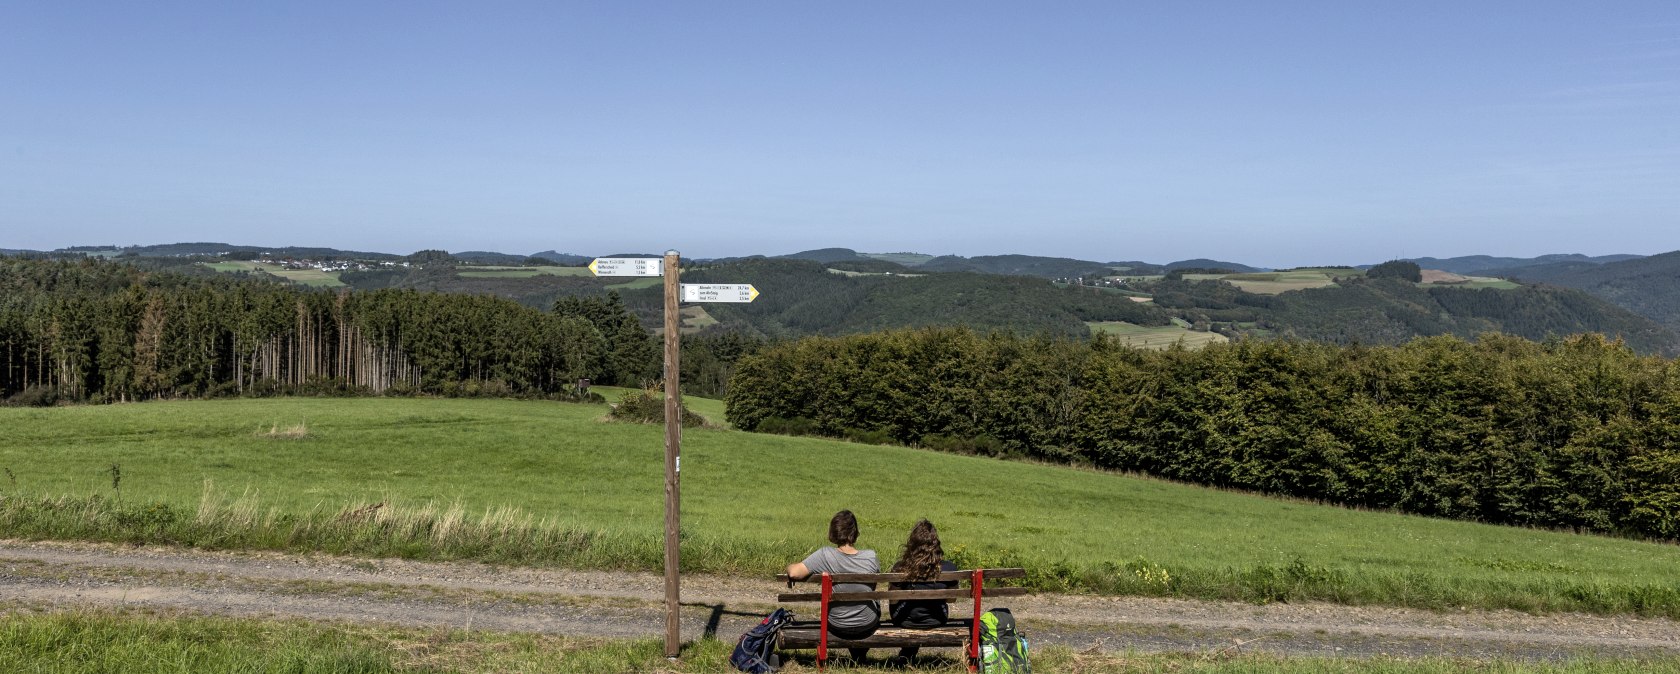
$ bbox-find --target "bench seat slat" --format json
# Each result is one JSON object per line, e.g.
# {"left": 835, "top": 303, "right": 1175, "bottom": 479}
{"left": 778, "top": 622, "right": 972, "bottom": 649}
{"left": 778, "top": 586, "right": 1030, "bottom": 602}
{"left": 775, "top": 568, "right": 1025, "bottom": 583}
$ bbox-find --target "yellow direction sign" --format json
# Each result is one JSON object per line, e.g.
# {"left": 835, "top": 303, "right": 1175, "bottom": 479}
{"left": 588, "top": 257, "right": 664, "bottom": 276}
{"left": 680, "top": 283, "right": 758, "bottom": 303}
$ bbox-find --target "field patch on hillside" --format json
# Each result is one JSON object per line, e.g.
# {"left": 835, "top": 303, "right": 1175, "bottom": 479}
{"left": 200, "top": 261, "right": 345, "bottom": 287}
{"left": 1184, "top": 270, "right": 1342, "bottom": 294}
{"left": 1421, "top": 269, "right": 1521, "bottom": 290}
{"left": 1088, "top": 321, "right": 1227, "bottom": 348}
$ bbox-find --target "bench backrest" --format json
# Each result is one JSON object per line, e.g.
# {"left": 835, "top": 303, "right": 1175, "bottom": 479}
{"left": 776, "top": 567, "right": 1028, "bottom": 602}
{"left": 775, "top": 567, "right": 1030, "bottom": 669}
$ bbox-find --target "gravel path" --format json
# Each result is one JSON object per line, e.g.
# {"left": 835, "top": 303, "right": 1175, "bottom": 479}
{"left": 3, "top": 539, "right": 1676, "bottom": 661}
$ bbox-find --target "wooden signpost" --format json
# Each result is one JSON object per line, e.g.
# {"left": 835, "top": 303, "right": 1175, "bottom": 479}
{"left": 588, "top": 251, "right": 758, "bottom": 659}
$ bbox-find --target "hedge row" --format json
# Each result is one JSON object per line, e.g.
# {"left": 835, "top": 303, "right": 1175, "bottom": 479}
{"left": 725, "top": 329, "right": 1680, "bottom": 540}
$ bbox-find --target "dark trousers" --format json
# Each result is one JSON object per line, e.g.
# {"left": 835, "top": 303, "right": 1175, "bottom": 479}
{"left": 828, "top": 622, "right": 877, "bottom": 661}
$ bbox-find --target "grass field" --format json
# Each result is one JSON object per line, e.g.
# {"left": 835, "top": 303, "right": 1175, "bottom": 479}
{"left": 604, "top": 277, "right": 663, "bottom": 289}
{"left": 1183, "top": 271, "right": 1341, "bottom": 295}
{"left": 1431, "top": 277, "right": 1521, "bottom": 290}
{"left": 1087, "top": 321, "right": 1228, "bottom": 349}
{"left": 680, "top": 305, "right": 719, "bottom": 333}
{"left": 456, "top": 266, "right": 591, "bottom": 278}
{"left": 4, "top": 397, "right": 1680, "bottom": 617}
{"left": 200, "top": 261, "right": 346, "bottom": 287}
{"left": 11, "top": 611, "right": 1675, "bottom": 674}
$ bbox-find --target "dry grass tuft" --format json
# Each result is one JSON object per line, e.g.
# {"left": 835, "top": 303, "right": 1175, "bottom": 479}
{"left": 255, "top": 421, "right": 309, "bottom": 439}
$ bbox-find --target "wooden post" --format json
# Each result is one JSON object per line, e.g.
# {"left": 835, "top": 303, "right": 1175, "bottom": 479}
{"left": 662, "top": 249, "right": 682, "bottom": 658}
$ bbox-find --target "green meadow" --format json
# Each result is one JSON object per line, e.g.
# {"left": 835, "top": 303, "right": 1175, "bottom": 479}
{"left": 2, "top": 397, "right": 1679, "bottom": 617}
{"left": 1183, "top": 270, "right": 1342, "bottom": 294}
{"left": 200, "top": 261, "right": 346, "bottom": 287}
{"left": 1086, "top": 321, "right": 1228, "bottom": 349}
{"left": 1437, "top": 277, "right": 1521, "bottom": 290}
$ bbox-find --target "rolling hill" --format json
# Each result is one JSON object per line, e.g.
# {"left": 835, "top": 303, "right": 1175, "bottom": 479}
{"left": 1491, "top": 250, "right": 1680, "bottom": 334}
{"left": 1394, "top": 253, "right": 1643, "bottom": 275}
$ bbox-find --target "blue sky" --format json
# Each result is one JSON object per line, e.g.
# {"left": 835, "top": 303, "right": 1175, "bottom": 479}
{"left": 3, "top": 2, "right": 1677, "bottom": 267}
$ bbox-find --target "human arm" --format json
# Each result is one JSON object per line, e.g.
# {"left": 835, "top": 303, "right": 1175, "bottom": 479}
{"left": 786, "top": 561, "right": 811, "bottom": 581}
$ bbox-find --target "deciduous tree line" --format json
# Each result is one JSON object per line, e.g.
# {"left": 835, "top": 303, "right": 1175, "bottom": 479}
{"left": 727, "top": 328, "right": 1680, "bottom": 540}
{"left": 0, "top": 258, "right": 666, "bottom": 402}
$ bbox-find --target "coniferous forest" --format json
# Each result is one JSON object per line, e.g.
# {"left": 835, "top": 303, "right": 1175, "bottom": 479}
{"left": 0, "top": 258, "right": 680, "bottom": 403}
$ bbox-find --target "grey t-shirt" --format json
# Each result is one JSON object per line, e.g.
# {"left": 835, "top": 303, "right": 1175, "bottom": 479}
{"left": 801, "top": 547, "right": 880, "bottom": 629}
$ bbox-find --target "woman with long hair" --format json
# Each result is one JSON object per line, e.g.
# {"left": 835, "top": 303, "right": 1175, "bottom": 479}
{"left": 888, "top": 519, "right": 959, "bottom": 662}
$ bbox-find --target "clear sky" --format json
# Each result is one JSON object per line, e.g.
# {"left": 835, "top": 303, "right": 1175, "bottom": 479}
{"left": 3, "top": 2, "right": 1677, "bottom": 267}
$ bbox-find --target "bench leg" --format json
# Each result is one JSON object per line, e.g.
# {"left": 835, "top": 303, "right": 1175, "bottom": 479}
{"left": 818, "top": 573, "right": 831, "bottom": 672}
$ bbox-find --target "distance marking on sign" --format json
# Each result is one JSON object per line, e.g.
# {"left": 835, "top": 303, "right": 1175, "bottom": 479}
{"left": 588, "top": 257, "right": 665, "bottom": 277}
{"left": 680, "top": 284, "right": 759, "bottom": 303}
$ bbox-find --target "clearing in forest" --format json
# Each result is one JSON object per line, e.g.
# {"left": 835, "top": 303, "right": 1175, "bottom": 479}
{"left": 1087, "top": 321, "right": 1227, "bottom": 349}
{"left": 200, "top": 261, "right": 346, "bottom": 287}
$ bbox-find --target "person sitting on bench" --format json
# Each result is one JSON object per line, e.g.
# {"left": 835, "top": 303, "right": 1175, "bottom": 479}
{"left": 887, "top": 519, "right": 959, "bottom": 662}
{"left": 786, "top": 509, "right": 880, "bottom": 661}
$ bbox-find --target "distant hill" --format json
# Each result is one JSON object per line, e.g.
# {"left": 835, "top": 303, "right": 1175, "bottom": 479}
{"left": 1492, "top": 250, "right": 1680, "bottom": 334}
{"left": 453, "top": 250, "right": 533, "bottom": 265}
{"left": 860, "top": 251, "right": 936, "bottom": 267}
{"left": 668, "top": 258, "right": 1168, "bottom": 338}
{"left": 915, "top": 254, "right": 1115, "bottom": 279}
{"left": 1390, "top": 253, "right": 1642, "bottom": 276}
{"left": 777, "top": 247, "right": 869, "bottom": 263}
{"left": 0, "top": 248, "right": 44, "bottom": 256}
{"left": 1146, "top": 275, "right": 1676, "bottom": 355}
{"left": 54, "top": 242, "right": 402, "bottom": 260}
{"left": 48, "top": 242, "right": 1674, "bottom": 354}
{"left": 528, "top": 250, "right": 593, "bottom": 265}
{"left": 1106, "top": 260, "right": 1167, "bottom": 275}
{"left": 824, "top": 258, "right": 912, "bottom": 273}
{"left": 1165, "top": 259, "right": 1263, "bottom": 273}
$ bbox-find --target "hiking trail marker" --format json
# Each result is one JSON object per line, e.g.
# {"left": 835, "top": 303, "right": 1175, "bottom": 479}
{"left": 680, "top": 283, "right": 759, "bottom": 303}
{"left": 587, "top": 257, "right": 664, "bottom": 277}
{"left": 589, "top": 252, "right": 758, "bottom": 659}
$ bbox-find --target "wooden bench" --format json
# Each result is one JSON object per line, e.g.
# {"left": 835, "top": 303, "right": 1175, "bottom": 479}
{"left": 773, "top": 568, "right": 1028, "bottom": 671}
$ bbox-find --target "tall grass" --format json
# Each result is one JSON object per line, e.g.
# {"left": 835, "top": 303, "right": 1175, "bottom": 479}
{"left": 3, "top": 610, "right": 1678, "bottom": 674}
{"left": 4, "top": 487, "right": 1679, "bottom": 619}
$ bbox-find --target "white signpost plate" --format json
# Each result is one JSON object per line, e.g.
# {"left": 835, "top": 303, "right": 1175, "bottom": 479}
{"left": 681, "top": 284, "right": 759, "bottom": 303}
{"left": 589, "top": 257, "right": 664, "bottom": 277}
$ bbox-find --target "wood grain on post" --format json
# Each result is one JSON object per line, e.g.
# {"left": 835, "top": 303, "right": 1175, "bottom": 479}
{"left": 662, "top": 250, "right": 681, "bottom": 659}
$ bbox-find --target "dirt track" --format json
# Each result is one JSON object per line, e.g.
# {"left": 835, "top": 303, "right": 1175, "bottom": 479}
{"left": 2, "top": 539, "right": 1677, "bottom": 661}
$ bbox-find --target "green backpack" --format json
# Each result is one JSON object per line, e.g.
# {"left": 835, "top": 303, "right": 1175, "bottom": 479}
{"left": 978, "top": 608, "right": 1030, "bottom": 673}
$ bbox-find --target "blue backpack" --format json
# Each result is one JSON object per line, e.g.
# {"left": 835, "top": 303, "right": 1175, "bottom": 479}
{"left": 730, "top": 608, "right": 793, "bottom": 673}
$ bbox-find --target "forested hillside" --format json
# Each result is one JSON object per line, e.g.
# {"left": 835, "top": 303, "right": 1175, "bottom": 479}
{"left": 1490, "top": 250, "right": 1680, "bottom": 334}
{"left": 916, "top": 253, "right": 1115, "bottom": 278}
{"left": 679, "top": 258, "right": 1166, "bottom": 338}
{"left": 728, "top": 329, "right": 1680, "bottom": 541}
{"left": 15, "top": 247, "right": 1674, "bottom": 356}
{"left": 305, "top": 255, "right": 1680, "bottom": 353}
{"left": 1145, "top": 275, "right": 1678, "bottom": 355}
{"left": 0, "top": 258, "right": 676, "bottom": 404}
{"left": 1396, "top": 253, "right": 1642, "bottom": 275}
